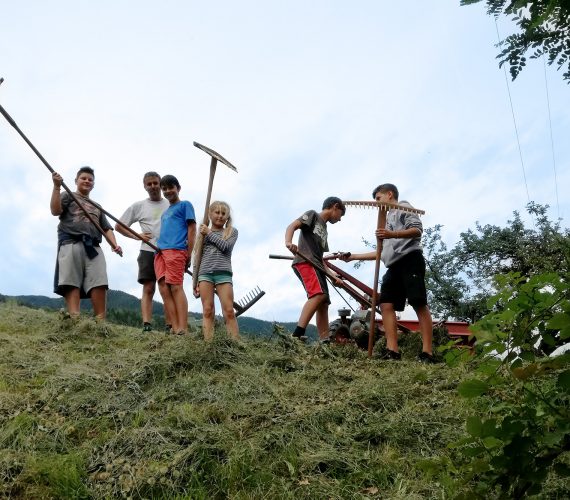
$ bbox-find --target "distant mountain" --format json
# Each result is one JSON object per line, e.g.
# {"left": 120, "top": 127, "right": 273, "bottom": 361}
{"left": 0, "top": 291, "right": 313, "bottom": 338}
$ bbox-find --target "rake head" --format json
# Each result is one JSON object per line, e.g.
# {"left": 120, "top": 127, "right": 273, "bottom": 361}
{"left": 193, "top": 141, "right": 238, "bottom": 172}
{"left": 234, "top": 286, "right": 265, "bottom": 317}
{"left": 343, "top": 200, "right": 425, "bottom": 215}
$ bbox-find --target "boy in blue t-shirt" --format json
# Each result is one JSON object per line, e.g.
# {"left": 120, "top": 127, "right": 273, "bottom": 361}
{"left": 154, "top": 175, "right": 197, "bottom": 334}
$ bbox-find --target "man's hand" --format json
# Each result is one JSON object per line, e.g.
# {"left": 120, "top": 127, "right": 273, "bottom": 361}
{"left": 140, "top": 232, "right": 153, "bottom": 243}
{"left": 112, "top": 245, "right": 123, "bottom": 257}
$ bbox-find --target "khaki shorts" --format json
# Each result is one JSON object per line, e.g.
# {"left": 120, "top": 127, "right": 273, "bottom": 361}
{"left": 58, "top": 242, "right": 108, "bottom": 295}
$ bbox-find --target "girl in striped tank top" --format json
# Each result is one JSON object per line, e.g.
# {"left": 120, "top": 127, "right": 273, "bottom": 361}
{"left": 196, "top": 201, "right": 239, "bottom": 341}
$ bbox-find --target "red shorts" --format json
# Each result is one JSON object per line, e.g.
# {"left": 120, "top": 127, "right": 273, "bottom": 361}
{"left": 293, "top": 262, "right": 330, "bottom": 303}
{"left": 154, "top": 249, "right": 188, "bottom": 285}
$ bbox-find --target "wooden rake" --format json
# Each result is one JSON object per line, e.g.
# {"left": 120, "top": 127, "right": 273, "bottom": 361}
{"left": 343, "top": 200, "right": 425, "bottom": 357}
{"left": 192, "top": 141, "right": 237, "bottom": 291}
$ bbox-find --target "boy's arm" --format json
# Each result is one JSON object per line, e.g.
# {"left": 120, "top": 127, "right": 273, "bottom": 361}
{"left": 104, "top": 228, "right": 123, "bottom": 256}
{"left": 285, "top": 219, "right": 302, "bottom": 254}
{"left": 340, "top": 251, "right": 376, "bottom": 262}
{"left": 187, "top": 221, "right": 197, "bottom": 260}
{"left": 50, "top": 172, "right": 63, "bottom": 216}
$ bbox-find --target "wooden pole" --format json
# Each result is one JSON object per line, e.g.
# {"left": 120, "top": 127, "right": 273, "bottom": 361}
{"left": 192, "top": 155, "right": 217, "bottom": 290}
{"left": 0, "top": 103, "right": 119, "bottom": 253}
{"left": 368, "top": 207, "right": 387, "bottom": 357}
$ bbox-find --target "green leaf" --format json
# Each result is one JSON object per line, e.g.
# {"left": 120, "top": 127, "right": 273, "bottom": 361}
{"left": 461, "top": 445, "right": 486, "bottom": 457}
{"left": 547, "top": 312, "right": 570, "bottom": 330}
{"left": 557, "top": 370, "right": 570, "bottom": 390}
{"left": 470, "top": 458, "right": 490, "bottom": 474}
{"left": 466, "top": 416, "right": 483, "bottom": 437}
{"left": 540, "top": 432, "right": 564, "bottom": 447}
{"left": 482, "top": 436, "right": 503, "bottom": 449}
{"left": 458, "top": 379, "right": 489, "bottom": 398}
{"left": 512, "top": 363, "right": 538, "bottom": 380}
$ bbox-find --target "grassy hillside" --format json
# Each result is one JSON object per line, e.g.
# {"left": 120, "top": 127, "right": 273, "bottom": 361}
{"left": 0, "top": 291, "right": 311, "bottom": 338}
{"left": 0, "top": 301, "right": 568, "bottom": 499}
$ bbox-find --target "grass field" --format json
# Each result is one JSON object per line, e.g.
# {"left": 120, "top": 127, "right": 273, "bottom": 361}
{"left": 0, "top": 301, "right": 568, "bottom": 499}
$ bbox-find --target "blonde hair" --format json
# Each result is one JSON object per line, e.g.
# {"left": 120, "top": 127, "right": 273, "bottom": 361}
{"left": 209, "top": 201, "right": 234, "bottom": 240}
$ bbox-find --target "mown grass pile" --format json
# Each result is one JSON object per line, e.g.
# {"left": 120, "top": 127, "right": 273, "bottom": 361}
{"left": 0, "top": 301, "right": 567, "bottom": 499}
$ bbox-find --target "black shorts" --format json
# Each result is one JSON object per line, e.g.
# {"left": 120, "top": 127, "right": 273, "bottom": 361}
{"left": 137, "top": 250, "right": 157, "bottom": 284}
{"left": 380, "top": 250, "right": 427, "bottom": 311}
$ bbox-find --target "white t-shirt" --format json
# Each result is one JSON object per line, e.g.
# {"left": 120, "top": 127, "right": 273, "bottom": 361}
{"left": 119, "top": 198, "right": 170, "bottom": 252}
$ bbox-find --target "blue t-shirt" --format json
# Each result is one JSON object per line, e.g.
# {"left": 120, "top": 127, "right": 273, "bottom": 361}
{"left": 156, "top": 200, "right": 196, "bottom": 250}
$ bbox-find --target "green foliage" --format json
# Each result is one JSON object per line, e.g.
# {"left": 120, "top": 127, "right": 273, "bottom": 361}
{"left": 449, "top": 270, "right": 570, "bottom": 497}
{"left": 424, "top": 203, "right": 570, "bottom": 330}
{"left": 461, "top": 0, "right": 570, "bottom": 82}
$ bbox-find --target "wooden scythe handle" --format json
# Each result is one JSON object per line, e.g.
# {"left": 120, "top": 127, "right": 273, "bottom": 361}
{"left": 192, "top": 156, "right": 217, "bottom": 289}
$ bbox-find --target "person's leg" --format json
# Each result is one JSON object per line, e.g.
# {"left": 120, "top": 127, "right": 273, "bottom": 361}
{"left": 90, "top": 286, "right": 107, "bottom": 319}
{"left": 415, "top": 304, "right": 433, "bottom": 355}
{"left": 297, "top": 293, "right": 327, "bottom": 328}
{"left": 315, "top": 301, "right": 330, "bottom": 340}
{"left": 170, "top": 284, "right": 188, "bottom": 334}
{"left": 216, "top": 283, "right": 239, "bottom": 340}
{"left": 157, "top": 278, "right": 177, "bottom": 331}
{"left": 141, "top": 280, "right": 155, "bottom": 324}
{"left": 199, "top": 281, "right": 216, "bottom": 341}
{"left": 63, "top": 287, "right": 81, "bottom": 317}
{"left": 380, "top": 302, "right": 399, "bottom": 352}
{"left": 404, "top": 252, "right": 432, "bottom": 356}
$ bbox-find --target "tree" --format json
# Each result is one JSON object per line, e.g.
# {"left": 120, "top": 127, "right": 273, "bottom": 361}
{"left": 461, "top": 0, "right": 570, "bottom": 82}
{"left": 423, "top": 203, "right": 570, "bottom": 328}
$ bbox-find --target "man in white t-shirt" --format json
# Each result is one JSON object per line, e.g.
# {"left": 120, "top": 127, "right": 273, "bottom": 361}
{"left": 116, "top": 172, "right": 170, "bottom": 332}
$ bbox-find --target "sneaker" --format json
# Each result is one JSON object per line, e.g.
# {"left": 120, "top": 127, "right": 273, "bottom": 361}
{"left": 417, "top": 351, "right": 437, "bottom": 364}
{"left": 378, "top": 349, "right": 402, "bottom": 361}
{"left": 319, "top": 336, "right": 332, "bottom": 345}
{"left": 142, "top": 324, "right": 152, "bottom": 333}
{"left": 165, "top": 324, "right": 173, "bottom": 334}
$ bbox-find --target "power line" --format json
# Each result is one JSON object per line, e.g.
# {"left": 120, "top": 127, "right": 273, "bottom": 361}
{"left": 493, "top": 18, "right": 532, "bottom": 208}
{"left": 542, "top": 56, "right": 561, "bottom": 220}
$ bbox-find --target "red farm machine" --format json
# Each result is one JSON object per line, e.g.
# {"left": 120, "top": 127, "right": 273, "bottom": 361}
{"left": 270, "top": 253, "right": 471, "bottom": 349}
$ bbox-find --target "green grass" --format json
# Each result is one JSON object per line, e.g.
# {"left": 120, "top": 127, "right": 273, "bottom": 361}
{"left": 0, "top": 301, "right": 567, "bottom": 498}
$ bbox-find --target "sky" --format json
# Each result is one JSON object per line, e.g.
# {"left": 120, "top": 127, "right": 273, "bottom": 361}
{"left": 1, "top": 1, "right": 569, "bottom": 325}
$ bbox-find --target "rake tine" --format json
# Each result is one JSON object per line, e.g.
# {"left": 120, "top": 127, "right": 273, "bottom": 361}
{"left": 234, "top": 286, "right": 266, "bottom": 317}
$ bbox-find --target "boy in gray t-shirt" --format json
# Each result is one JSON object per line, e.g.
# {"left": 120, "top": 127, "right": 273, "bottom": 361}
{"left": 341, "top": 183, "right": 435, "bottom": 363}
{"left": 285, "top": 196, "right": 346, "bottom": 342}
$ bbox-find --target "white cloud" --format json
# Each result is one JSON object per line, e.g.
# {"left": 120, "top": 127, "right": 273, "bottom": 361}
{"left": 1, "top": 1, "right": 568, "bottom": 325}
